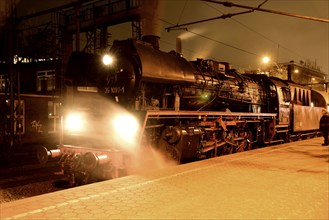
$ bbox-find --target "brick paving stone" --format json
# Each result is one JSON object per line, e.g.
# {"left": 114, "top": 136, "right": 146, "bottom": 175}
{"left": 1, "top": 137, "right": 328, "bottom": 219}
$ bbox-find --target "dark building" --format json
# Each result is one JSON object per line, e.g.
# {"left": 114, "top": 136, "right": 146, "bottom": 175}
{"left": 262, "top": 60, "right": 328, "bottom": 92}
{"left": 285, "top": 60, "right": 327, "bottom": 92}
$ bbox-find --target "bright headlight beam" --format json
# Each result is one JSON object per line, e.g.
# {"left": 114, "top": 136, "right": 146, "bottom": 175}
{"left": 112, "top": 114, "right": 139, "bottom": 145}
{"left": 102, "top": 54, "right": 113, "bottom": 66}
{"left": 65, "top": 113, "right": 85, "bottom": 133}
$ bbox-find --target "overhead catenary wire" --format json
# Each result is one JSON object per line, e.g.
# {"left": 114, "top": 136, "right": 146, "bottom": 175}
{"left": 160, "top": 17, "right": 260, "bottom": 57}
{"left": 163, "top": 0, "right": 320, "bottom": 66}
{"left": 176, "top": 0, "right": 189, "bottom": 26}
{"left": 157, "top": 3, "right": 262, "bottom": 68}
{"left": 162, "top": 2, "right": 273, "bottom": 62}
{"left": 202, "top": 0, "right": 329, "bottom": 23}
{"left": 166, "top": 0, "right": 329, "bottom": 31}
{"left": 203, "top": 1, "right": 308, "bottom": 61}
{"left": 165, "top": 10, "right": 254, "bottom": 31}
{"left": 104, "top": 1, "right": 326, "bottom": 70}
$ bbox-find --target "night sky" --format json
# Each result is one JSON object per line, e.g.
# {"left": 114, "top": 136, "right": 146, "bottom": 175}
{"left": 158, "top": 0, "right": 329, "bottom": 74}
{"left": 10, "top": 0, "right": 329, "bottom": 74}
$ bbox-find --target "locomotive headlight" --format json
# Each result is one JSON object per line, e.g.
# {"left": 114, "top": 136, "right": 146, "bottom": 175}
{"left": 102, "top": 54, "right": 114, "bottom": 66}
{"left": 112, "top": 114, "right": 140, "bottom": 145}
{"left": 65, "top": 112, "right": 86, "bottom": 134}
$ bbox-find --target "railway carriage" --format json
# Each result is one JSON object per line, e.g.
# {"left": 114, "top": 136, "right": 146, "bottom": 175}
{"left": 0, "top": 93, "right": 60, "bottom": 163}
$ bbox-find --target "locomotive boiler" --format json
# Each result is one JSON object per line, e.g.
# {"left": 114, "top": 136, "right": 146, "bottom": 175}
{"left": 104, "top": 38, "right": 268, "bottom": 113}
{"left": 43, "top": 37, "right": 327, "bottom": 185}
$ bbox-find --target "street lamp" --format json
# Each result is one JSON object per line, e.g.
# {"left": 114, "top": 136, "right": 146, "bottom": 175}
{"left": 262, "top": 56, "right": 270, "bottom": 64}
{"left": 261, "top": 56, "right": 282, "bottom": 76}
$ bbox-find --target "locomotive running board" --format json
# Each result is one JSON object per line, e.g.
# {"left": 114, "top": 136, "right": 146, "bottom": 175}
{"left": 138, "top": 110, "right": 277, "bottom": 145}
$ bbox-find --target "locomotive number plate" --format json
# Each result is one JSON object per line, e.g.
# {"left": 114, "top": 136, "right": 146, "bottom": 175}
{"left": 106, "top": 86, "right": 125, "bottom": 94}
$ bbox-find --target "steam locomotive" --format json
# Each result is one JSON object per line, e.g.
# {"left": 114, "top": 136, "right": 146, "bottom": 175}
{"left": 43, "top": 37, "right": 327, "bottom": 185}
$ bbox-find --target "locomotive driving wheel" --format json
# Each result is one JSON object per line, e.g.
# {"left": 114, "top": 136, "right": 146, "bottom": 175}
{"left": 233, "top": 123, "right": 253, "bottom": 152}
{"left": 222, "top": 129, "right": 236, "bottom": 155}
{"left": 158, "top": 126, "right": 182, "bottom": 162}
{"left": 236, "top": 130, "right": 253, "bottom": 152}
{"left": 168, "top": 146, "right": 180, "bottom": 162}
{"left": 217, "top": 143, "right": 232, "bottom": 156}
{"left": 158, "top": 143, "right": 181, "bottom": 162}
{"left": 236, "top": 140, "right": 248, "bottom": 152}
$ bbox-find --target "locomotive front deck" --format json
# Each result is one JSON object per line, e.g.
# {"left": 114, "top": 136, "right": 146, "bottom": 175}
{"left": 2, "top": 137, "right": 328, "bottom": 219}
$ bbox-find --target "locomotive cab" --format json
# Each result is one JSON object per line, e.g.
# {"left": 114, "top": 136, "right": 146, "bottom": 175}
{"left": 268, "top": 77, "right": 291, "bottom": 125}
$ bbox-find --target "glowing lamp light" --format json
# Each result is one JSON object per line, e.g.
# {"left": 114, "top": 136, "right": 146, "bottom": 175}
{"left": 201, "top": 93, "right": 210, "bottom": 100}
{"left": 102, "top": 54, "right": 113, "bottom": 66}
{"left": 65, "top": 113, "right": 85, "bottom": 133}
{"left": 112, "top": 114, "right": 139, "bottom": 145}
{"left": 262, "top": 56, "right": 270, "bottom": 64}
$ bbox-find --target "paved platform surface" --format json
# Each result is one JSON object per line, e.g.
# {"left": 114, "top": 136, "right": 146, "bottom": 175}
{"left": 1, "top": 137, "right": 328, "bottom": 219}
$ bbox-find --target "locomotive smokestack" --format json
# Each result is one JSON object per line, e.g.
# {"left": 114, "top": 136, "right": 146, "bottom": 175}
{"left": 176, "top": 37, "right": 182, "bottom": 54}
{"left": 140, "top": 0, "right": 163, "bottom": 48}
{"left": 142, "top": 35, "right": 160, "bottom": 50}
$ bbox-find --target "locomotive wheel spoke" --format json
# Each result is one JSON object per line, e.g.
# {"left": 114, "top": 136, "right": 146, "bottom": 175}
{"left": 222, "top": 143, "right": 234, "bottom": 155}
{"left": 160, "top": 144, "right": 181, "bottom": 163}
{"left": 170, "top": 147, "right": 180, "bottom": 162}
{"left": 238, "top": 139, "right": 251, "bottom": 152}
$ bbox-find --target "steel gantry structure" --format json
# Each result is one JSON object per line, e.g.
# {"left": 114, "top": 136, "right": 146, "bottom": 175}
{"left": 0, "top": 0, "right": 156, "bottom": 150}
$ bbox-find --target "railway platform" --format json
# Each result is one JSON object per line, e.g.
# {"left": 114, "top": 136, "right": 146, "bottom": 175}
{"left": 1, "top": 137, "right": 328, "bottom": 219}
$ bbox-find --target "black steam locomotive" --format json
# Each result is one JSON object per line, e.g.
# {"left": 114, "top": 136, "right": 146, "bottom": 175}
{"left": 44, "top": 37, "right": 327, "bottom": 185}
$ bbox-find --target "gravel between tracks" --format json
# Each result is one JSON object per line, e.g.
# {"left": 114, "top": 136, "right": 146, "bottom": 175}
{"left": 0, "top": 180, "right": 62, "bottom": 204}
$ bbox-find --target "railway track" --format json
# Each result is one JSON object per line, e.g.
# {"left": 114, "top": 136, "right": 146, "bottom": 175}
{"left": 0, "top": 160, "right": 64, "bottom": 189}
{"left": 0, "top": 158, "right": 69, "bottom": 203}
